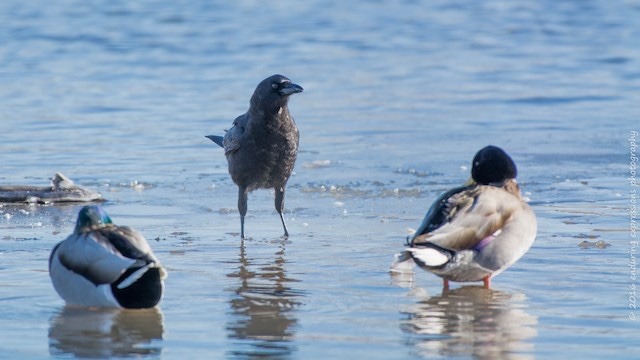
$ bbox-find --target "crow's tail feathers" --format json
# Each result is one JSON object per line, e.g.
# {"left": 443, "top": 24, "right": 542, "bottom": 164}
{"left": 205, "top": 135, "right": 224, "bottom": 148}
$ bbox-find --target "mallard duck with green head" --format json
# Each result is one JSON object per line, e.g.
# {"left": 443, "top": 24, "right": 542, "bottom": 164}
{"left": 49, "top": 206, "right": 166, "bottom": 308}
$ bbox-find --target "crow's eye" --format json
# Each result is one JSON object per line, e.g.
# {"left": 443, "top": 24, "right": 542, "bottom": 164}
{"left": 272, "top": 83, "right": 279, "bottom": 90}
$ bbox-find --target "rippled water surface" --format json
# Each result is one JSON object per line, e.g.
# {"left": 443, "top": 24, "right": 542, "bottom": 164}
{"left": 1, "top": 1, "right": 639, "bottom": 359}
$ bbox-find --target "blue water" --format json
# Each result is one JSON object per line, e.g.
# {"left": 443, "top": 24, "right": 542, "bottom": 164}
{"left": 0, "top": 0, "right": 639, "bottom": 358}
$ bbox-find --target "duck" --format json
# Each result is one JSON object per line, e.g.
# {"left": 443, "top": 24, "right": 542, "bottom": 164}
{"left": 49, "top": 205, "right": 167, "bottom": 308}
{"left": 393, "top": 145, "right": 536, "bottom": 289}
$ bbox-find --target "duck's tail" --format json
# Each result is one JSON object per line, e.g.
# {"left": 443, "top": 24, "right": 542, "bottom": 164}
{"left": 390, "top": 250, "right": 415, "bottom": 273}
{"left": 112, "top": 263, "right": 164, "bottom": 308}
{"left": 407, "top": 244, "right": 453, "bottom": 269}
{"left": 205, "top": 135, "right": 224, "bottom": 148}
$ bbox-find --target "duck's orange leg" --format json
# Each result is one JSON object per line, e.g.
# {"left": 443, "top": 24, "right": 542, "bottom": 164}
{"left": 482, "top": 276, "right": 491, "bottom": 289}
{"left": 443, "top": 279, "right": 450, "bottom": 291}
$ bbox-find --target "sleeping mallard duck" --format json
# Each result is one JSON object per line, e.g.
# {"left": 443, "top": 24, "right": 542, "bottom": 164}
{"left": 392, "top": 145, "right": 536, "bottom": 289}
{"left": 49, "top": 205, "right": 166, "bottom": 308}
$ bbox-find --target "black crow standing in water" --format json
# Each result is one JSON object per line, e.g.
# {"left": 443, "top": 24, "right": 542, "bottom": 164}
{"left": 206, "top": 74, "right": 303, "bottom": 239}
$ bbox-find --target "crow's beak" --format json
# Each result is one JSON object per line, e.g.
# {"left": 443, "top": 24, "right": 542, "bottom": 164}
{"left": 279, "top": 82, "right": 303, "bottom": 95}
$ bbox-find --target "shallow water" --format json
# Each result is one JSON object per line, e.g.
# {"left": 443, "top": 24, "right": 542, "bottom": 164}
{"left": 1, "top": 0, "right": 639, "bottom": 358}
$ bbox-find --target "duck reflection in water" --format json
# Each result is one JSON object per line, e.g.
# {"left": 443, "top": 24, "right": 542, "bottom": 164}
{"left": 226, "top": 240, "right": 304, "bottom": 358}
{"left": 399, "top": 286, "right": 537, "bottom": 360}
{"left": 48, "top": 306, "right": 164, "bottom": 358}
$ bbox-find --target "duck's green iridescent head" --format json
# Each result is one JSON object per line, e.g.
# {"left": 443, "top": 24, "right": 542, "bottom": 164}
{"left": 471, "top": 145, "right": 518, "bottom": 185}
{"left": 75, "top": 205, "right": 113, "bottom": 232}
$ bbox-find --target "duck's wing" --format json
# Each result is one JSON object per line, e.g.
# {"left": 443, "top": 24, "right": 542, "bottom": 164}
{"left": 411, "top": 185, "right": 473, "bottom": 244}
{"left": 100, "top": 226, "right": 167, "bottom": 284}
{"left": 412, "top": 186, "right": 519, "bottom": 252}
{"left": 222, "top": 114, "right": 248, "bottom": 155}
{"left": 55, "top": 232, "right": 139, "bottom": 286}
{"left": 56, "top": 225, "right": 161, "bottom": 286}
{"left": 403, "top": 185, "right": 475, "bottom": 268}
{"left": 97, "top": 226, "right": 157, "bottom": 262}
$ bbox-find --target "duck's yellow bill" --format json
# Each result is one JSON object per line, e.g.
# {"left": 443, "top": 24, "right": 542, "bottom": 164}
{"left": 464, "top": 176, "right": 476, "bottom": 186}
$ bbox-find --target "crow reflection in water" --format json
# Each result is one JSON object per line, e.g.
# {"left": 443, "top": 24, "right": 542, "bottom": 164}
{"left": 226, "top": 241, "right": 304, "bottom": 358}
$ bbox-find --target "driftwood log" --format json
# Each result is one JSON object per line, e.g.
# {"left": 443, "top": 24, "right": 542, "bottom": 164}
{"left": 0, "top": 173, "right": 104, "bottom": 204}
